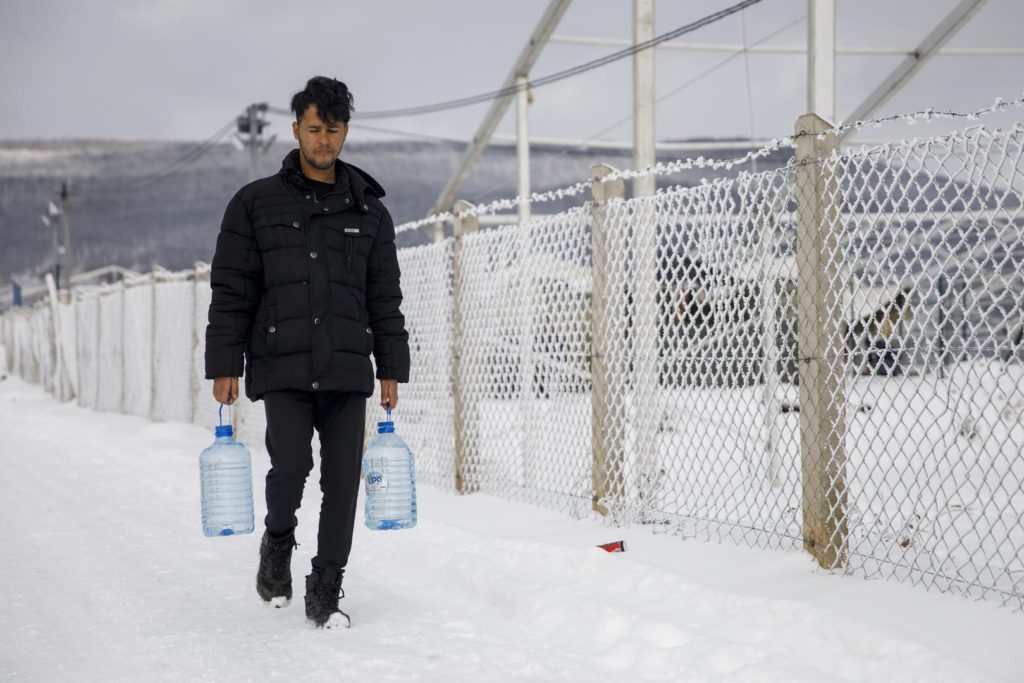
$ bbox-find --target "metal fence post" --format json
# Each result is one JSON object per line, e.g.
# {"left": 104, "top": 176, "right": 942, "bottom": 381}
{"left": 452, "top": 200, "right": 479, "bottom": 494}
{"left": 590, "top": 164, "right": 626, "bottom": 515}
{"left": 794, "top": 113, "right": 847, "bottom": 569}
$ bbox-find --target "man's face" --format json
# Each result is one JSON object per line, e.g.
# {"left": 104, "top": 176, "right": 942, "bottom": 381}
{"left": 292, "top": 105, "right": 348, "bottom": 171}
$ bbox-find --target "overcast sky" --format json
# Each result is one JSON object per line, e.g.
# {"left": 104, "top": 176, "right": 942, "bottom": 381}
{"left": 1, "top": 0, "right": 1022, "bottom": 147}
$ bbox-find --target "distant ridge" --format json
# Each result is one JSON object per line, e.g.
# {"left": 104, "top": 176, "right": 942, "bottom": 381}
{"left": 0, "top": 137, "right": 786, "bottom": 289}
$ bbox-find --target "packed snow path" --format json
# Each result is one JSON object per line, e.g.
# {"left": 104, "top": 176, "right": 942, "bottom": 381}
{"left": 1, "top": 376, "right": 1021, "bottom": 682}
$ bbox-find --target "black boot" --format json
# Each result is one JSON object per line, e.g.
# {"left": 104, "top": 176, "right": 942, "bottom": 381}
{"left": 257, "top": 530, "right": 296, "bottom": 607}
{"left": 304, "top": 567, "right": 350, "bottom": 629}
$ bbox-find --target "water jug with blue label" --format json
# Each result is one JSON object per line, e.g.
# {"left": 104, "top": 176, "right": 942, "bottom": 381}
{"left": 363, "top": 407, "right": 417, "bottom": 530}
{"left": 199, "top": 404, "right": 254, "bottom": 537}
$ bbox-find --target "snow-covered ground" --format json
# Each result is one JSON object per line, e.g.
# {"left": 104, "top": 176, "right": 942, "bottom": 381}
{"left": 2, "top": 374, "right": 1022, "bottom": 682}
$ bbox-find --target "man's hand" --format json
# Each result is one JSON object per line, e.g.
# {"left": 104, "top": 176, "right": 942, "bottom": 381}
{"left": 213, "top": 377, "right": 240, "bottom": 405}
{"left": 379, "top": 378, "right": 398, "bottom": 410}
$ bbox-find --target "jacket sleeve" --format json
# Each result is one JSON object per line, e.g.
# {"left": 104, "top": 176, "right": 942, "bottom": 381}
{"left": 204, "top": 191, "right": 263, "bottom": 379}
{"left": 366, "top": 207, "right": 411, "bottom": 382}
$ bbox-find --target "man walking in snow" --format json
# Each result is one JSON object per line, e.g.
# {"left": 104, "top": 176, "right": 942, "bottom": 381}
{"left": 204, "top": 76, "right": 410, "bottom": 629}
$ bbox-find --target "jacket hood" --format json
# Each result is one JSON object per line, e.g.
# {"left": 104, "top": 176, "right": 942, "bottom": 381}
{"left": 279, "top": 149, "right": 386, "bottom": 200}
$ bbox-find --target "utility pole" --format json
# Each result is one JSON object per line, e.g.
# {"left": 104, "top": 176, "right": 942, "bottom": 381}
{"left": 236, "top": 103, "right": 275, "bottom": 181}
{"left": 43, "top": 183, "right": 73, "bottom": 291}
{"left": 40, "top": 214, "right": 59, "bottom": 291}
{"left": 60, "top": 181, "right": 73, "bottom": 283}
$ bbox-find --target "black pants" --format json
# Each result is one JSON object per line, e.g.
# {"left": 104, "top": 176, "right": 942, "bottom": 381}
{"left": 263, "top": 389, "right": 367, "bottom": 570}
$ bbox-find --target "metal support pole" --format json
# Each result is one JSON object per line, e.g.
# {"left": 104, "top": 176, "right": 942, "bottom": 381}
{"left": 590, "top": 163, "right": 626, "bottom": 515}
{"left": 430, "top": 0, "right": 571, "bottom": 218}
{"left": 633, "top": 0, "right": 656, "bottom": 198}
{"left": 516, "top": 74, "right": 532, "bottom": 224}
{"left": 843, "top": 0, "right": 986, "bottom": 127}
{"left": 633, "top": 0, "right": 661, "bottom": 514}
{"left": 794, "top": 112, "right": 846, "bottom": 569}
{"left": 452, "top": 200, "right": 480, "bottom": 494}
{"left": 807, "top": 0, "right": 836, "bottom": 125}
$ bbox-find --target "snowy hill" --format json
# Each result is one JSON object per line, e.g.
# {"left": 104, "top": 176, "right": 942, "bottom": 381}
{"left": 0, "top": 137, "right": 788, "bottom": 291}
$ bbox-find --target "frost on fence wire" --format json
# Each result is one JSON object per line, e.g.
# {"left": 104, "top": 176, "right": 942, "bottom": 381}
{"left": 123, "top": 274, "right": 154, "bottom": 418}
{"left": 370, "top": 239, "right": 456, "bottom": 489}
{"left": 96, "top": 281, "right": 124, "bottom": 413}
{"left": 7, "top": 303, "right": 53, "bottom": 389}
{"left": 152, "top": 272, "right": 196, "bottom": 424}
{"left": 36, "top": 306, "right": 55, "bottom": 394}
{"left": 820, "top": 123, "right": 1024, "bottom": 607}
{"left": 456, "top": 208, "right": 594, "bottom": 514}
{"left": 57, "top": 299, "right": 77, "bottom": 400}
{"left": 76, "top": 288, "right": 100, "bottom": 410}
{"left": 597, "top": 168, "right": 804, "bottom": 547}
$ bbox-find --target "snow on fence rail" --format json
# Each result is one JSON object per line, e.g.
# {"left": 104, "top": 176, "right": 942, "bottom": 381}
{"left": 2, "top": 116, "right": 1022, "bottom": 609}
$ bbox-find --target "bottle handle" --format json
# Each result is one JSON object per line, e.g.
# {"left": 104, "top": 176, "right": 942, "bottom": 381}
{"left": 219, "top": 402, "right": 231, "bottom": 428}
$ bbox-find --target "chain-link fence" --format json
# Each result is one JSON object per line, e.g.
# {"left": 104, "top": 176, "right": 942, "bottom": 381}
{"left": 0, "top": 266, "right": 399, "bottom": 475}
{"left": 824, "top": 123, "right": 1024, "bottom": 605}
{"left": 424, "top": 118, "right": 1022, "bottom": 608}
{"left": 2, "top": 115, "right": 1021, "bottom": 609}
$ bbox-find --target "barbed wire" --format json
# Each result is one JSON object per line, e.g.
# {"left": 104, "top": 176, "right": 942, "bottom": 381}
{"left": 394, "top": 92, "right": 1024, "bottom": 235}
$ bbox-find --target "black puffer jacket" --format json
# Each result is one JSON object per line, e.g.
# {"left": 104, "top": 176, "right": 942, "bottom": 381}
{"left": 204, "top": 149, "right": 410, "bottom": 401}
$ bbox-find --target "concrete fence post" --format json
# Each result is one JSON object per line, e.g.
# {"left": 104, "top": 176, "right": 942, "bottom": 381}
{"left": 589, "top": 163, "right": 626, "bottom": 515}
{"left": 794, "top": 113, "right": 847, "bottom": 569}
{"left": 452, "top": 200, "right": 480, "bottom": 494}
{"left": 151, "top": 266, "right": 165, "bottom": 421}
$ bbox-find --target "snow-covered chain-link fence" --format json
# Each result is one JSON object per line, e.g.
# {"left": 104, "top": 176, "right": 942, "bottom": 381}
{"left": 2, "top": 115, "right": 1022, "bottom": 609}
{"left": 0, "top": 263, "right": 457, "bottom": 493}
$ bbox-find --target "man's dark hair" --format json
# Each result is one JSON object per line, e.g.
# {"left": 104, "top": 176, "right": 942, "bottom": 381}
{"left": 291, "top": 76, "right": 354, "bottom": 125}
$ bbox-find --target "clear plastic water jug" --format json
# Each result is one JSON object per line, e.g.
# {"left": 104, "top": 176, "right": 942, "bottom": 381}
{"left": 199, "top": 405, "right": 254, "bottom": 537}
{"left": 363, "top": 408, "right": 417, "bottom": 530}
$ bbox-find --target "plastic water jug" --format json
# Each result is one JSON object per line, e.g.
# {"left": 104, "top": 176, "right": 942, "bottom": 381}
{"left": 363, "top": 408, "right": 417, "bottom": 530}
{"left": 199, "top": 405, "right": 254, "bottom": 537}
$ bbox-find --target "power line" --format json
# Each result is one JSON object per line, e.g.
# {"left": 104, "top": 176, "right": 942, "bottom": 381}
{"left": 77, "top": 117, "right": 240, "bottom": 202}
{"left": 467, "top": 14, "right": 804, "bottom": 203}
{"left": 124, "top": 119, "right": 239, "bottom": 191}
{"left": 275, "top": 0, "right": 767, "bottom": 122}
{"left": 75, "top": 0, "right": 767, "bottom": 203}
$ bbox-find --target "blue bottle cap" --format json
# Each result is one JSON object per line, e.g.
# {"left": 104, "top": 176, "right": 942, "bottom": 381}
{"left": 377, "top": 421, "right": 395, "bottom": 434}
{"left": 215, "top": 425, "right": 234, "bottom": 438}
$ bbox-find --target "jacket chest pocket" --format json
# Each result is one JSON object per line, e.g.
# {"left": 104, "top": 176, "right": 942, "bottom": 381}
{"left": 253, "top": 214, "right": 306, "bottom": 288}
{"left": 327, "top": 222, "right": 376, "bottom": 286}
